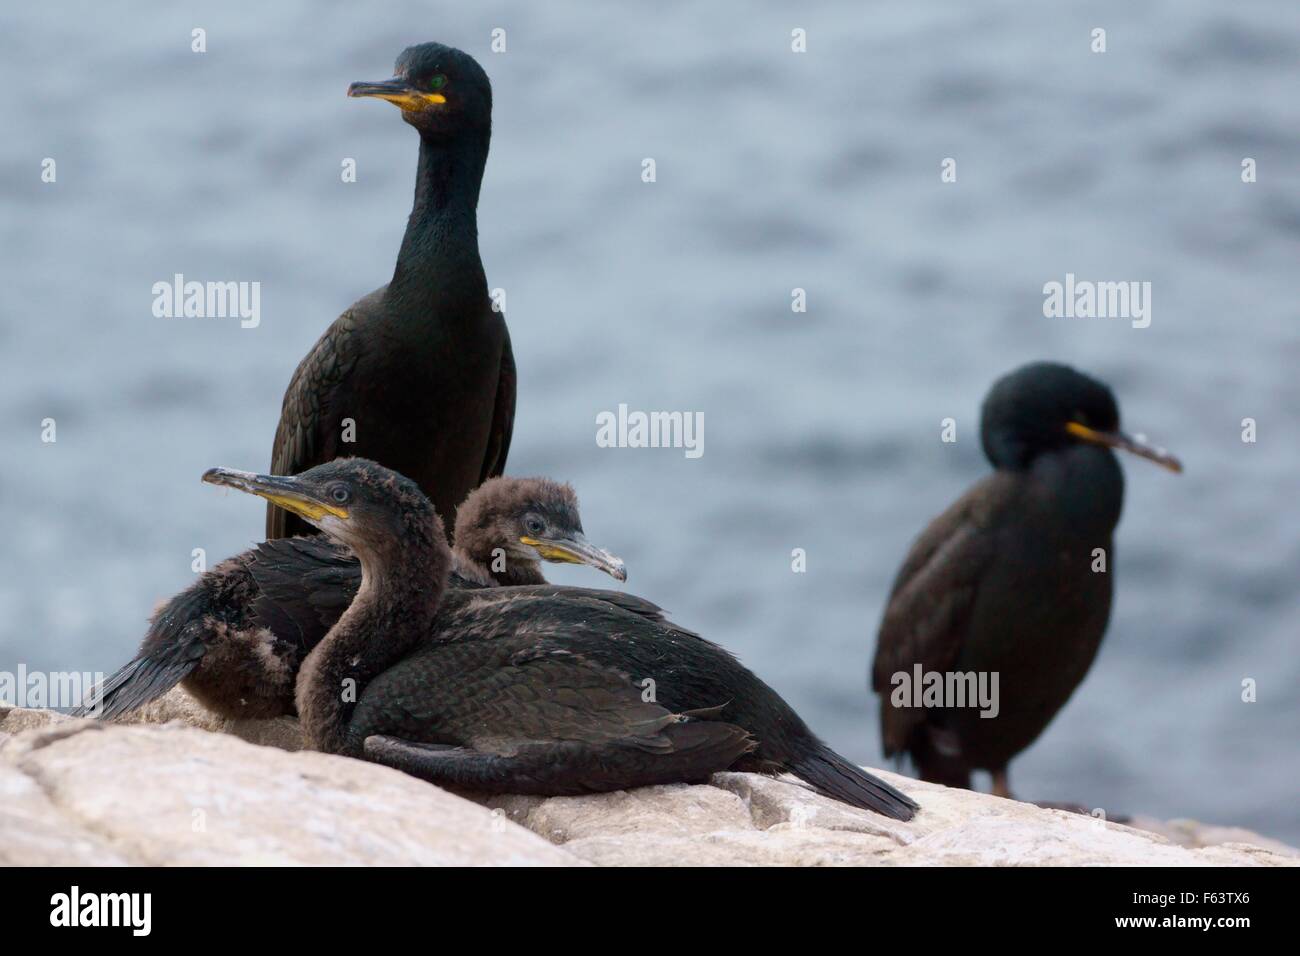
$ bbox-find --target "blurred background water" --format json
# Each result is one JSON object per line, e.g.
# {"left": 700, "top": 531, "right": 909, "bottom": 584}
{"left": 2, "top": 1, "right": 1297, "bottom": 841}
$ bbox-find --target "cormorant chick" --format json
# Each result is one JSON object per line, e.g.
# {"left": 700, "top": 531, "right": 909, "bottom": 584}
{"left": 206, "top": 458, "right": 919, "bottom": 819}
{"left": 452, "top": 476, "right": 626, "bottom": 586}
{"left": 268, "top": 42, "right": 514, "bottom": 540}
{"left": 74, "top": 475, "right": 625, "bottom": 720}
{"left": 871, "top": 362, "right": 1181, "bottom": 798}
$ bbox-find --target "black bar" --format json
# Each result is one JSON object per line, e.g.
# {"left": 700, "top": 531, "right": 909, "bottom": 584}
{"left": 2, "top": 865, "right": 1286, "bottom": 940}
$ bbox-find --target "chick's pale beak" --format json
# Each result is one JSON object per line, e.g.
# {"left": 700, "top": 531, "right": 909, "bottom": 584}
{"left": 1064, "top": 422, "right": 1183, "bottom": 473}
{"left": 348, "top": 77, "right": 446, "bottom": 112}
{"left": 202, "top": 467, "right": 350, "bottom": 521}
{"left": 520, "top": 532, "right": 628, "bottom": 582}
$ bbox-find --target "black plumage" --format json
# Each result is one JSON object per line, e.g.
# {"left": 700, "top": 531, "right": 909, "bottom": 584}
{"left": 871, "top": 362, "right": 1181, "bottom": 797}
{"left": 74, "top": 475, "right": 628, "bottom": 721}
{"left": 268, "top": 42, "right": 513, "bottom": 540}
{"left": 205, "top": 459, "right": 919, "bottom": 818}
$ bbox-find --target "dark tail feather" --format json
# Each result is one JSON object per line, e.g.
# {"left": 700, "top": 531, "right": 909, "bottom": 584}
{"left": 70, "top": 588, "right": 212, "bottom": 719}
{"left": 661, "top": 719, "right": 757, "bottom": 775}
{"left": 790, "top": 745, "right": 920, "bottom": 821}
{"left": 70, "top": 652, "right": 203, "bottom": 719}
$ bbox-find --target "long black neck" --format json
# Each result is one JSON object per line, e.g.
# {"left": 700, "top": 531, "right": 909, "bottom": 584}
{"left": 297, "top": 523, "right": 450, "bottom": 755}
{"left": 385, "top": 129, "right": 490, "bottom": 315}
{"left": 1034, "top": 444, "right": 1125, "bottom": 535}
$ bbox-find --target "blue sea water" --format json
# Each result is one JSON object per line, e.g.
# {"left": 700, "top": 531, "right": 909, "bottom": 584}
{"left": 1, "top": 1, "right": 1297, "bottom": 842}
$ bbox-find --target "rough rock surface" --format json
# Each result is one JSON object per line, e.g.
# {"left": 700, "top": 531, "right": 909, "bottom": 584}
{"left": 485, "top": 774, "right": 1294, "bottom": 867}
{"left": 2, "top": 692, "right": 1294, "bottom": 867}
{"left": 0, "top": 707, "right": 573, "bottom": 866}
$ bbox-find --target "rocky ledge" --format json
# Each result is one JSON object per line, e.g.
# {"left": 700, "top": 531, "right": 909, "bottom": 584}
{"left": 1, "top": 690, "right": 1294, "bottom": 867}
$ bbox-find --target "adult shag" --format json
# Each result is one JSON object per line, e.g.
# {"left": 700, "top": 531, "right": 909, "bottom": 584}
{"left": 74, "top": 476, "right": 626, "bottom": 720}
{"left": 268, "top": 42, "right": 514, "bottom": 540}
{"left": 871, "top": 362, "right": 1181, "bottom": 797}
{"left": 206, "top": 459, "right": 918, "bottom": 819}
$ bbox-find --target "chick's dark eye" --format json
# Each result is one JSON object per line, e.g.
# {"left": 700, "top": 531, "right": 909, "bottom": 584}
{"left": 428, "top": 74, "right": 447, "bottom": 91}
{"left": 525, "top": 518, "right": 544, "bottom": 535}
{"left": 330, "top": 486, "right": 350, "bottom": 504}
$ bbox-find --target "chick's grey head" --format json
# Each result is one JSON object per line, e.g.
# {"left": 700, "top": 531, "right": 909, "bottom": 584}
{"left": 454, "top": 476, "right": 627, "bottom": 582}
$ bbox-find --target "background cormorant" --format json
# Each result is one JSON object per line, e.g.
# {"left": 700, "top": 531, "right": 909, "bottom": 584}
{"left": 74, "top": 475, "right": 626, "bottom": 720}
{"left": 268, "top": 42, "right": 514, "bottom": 540}
{"left": 871, "top": 362, "right": 1181, "bottom": 798}
{"left": 207, "top": 459, "right": 919, "bottom": 819}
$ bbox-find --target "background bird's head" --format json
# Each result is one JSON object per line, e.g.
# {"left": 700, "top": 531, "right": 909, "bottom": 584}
{"left": 980, "top": 361, "right": 1181, "bottom": 473}
{"left": 349, "top": 41, "right": 492, "bottom": 138}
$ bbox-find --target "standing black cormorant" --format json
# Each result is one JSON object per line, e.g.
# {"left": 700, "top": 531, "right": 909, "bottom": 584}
{"left": 74, "top": 476, "right": 626, "bottom": 720}
{"left": 871, "top": 362, "right": 1181, "bottom": 797}
{"left": 268, "top": 42, "right": 514, "bottom": 540}
{"left": 205, "top": 459, "right": 919, "bottom": 818}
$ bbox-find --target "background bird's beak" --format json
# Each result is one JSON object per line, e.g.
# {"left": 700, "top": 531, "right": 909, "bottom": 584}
{"left": 1064, "top": 422, "right": 1183, "bottom": 473}
{"left": 202, "top": 467, "right": 350, "bottom": 521}
{"left": 347, "top": 77, "right": 446, "bottom": 111}
{"left": 520, "top": 533, "right": 628, "bottom": 582}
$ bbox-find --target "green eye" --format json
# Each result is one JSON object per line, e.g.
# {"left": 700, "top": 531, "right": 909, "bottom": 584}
{"left": 428, "top": 74, "right": 447, "bottom": 91}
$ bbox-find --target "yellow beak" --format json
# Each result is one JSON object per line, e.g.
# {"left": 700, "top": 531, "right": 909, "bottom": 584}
{"left": 1065, "top": 422, "right": 1183, "bottom": 473}
{"left": 201, "top": 468, "right": 350, "bottom": 522}
{"left": 348, "top": 78, "right": 446, "bottom": 112}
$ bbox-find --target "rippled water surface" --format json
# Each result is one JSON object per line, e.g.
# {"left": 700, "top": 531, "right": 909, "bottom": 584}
{"left": 2, "top": 1, "right": 1297, "bottom": 841}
